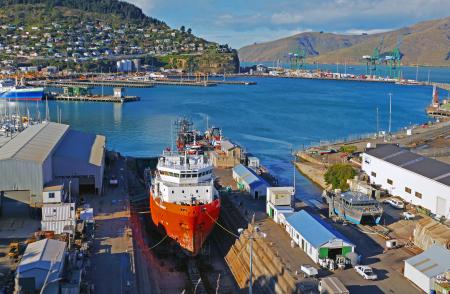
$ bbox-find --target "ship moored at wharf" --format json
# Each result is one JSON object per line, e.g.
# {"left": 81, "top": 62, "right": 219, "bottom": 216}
{"left": 150, "top": 151, "right": 220, "bottom": 255}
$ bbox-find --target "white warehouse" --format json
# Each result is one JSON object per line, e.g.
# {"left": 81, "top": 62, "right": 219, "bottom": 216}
{"left": 362, "top": 144, "right": 450, "bottom": 219}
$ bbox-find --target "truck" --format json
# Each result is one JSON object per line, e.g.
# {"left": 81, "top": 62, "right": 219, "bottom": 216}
{"left": 318, "top": 277, "right": 349, "bottom": 294}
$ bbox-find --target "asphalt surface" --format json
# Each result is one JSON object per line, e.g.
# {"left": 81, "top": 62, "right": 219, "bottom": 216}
{"left": 88, "top": 156, "right": 136, "bottom": 294}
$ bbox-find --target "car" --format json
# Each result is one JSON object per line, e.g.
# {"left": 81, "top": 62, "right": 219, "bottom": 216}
{"left": 402, "top": 212, "right": 415, "bottom": 220}
{"left": 384, "top": 198, "right": 404, "bottom": 209}
{"left": 355, "top": 265, "right": 378, "bottom": 280}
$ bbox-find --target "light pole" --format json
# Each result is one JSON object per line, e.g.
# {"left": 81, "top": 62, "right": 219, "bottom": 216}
{"left": 238, "top": 215, "right": 267, "bottom": 294}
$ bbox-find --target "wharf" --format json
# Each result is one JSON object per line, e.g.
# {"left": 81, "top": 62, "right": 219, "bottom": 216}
{"left": 34, "top": 80, "right": 154, "bottom": 89}
{"left": 50, "top": 94, "right": 140, "bottom": 103}
{"left": 427, "top": 106, "right": 450, "bottom": 117}
{"left": 165, "top": 76, "right": 257, "bottom": 86}
{"left": 152, "top": 79, "right": 217, "bottom": 87}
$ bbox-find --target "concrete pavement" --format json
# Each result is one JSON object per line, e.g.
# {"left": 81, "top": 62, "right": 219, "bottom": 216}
{"left": 87, "top": 156, "right": 136, "bottom": 294}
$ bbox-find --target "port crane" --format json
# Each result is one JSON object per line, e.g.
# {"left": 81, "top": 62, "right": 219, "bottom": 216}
{"left": 384, "top": 36, "right": 403, "bottom": 79}
{"left": 288, "top": 48, "right": 306, "bottom": 70}
{"left": 362, "top": 47, "right": 380, "bottom": 76}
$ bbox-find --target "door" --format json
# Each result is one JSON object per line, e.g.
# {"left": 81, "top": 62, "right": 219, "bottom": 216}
{"left": 269, "top": 207, "right": 274, "bottom": 217}
{"left": 436, "top": 196, "right": 446, "bottom": 216}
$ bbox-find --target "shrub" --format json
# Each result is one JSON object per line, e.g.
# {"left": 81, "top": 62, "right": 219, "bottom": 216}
{"left": 324, "top": 163, "right": 356, "bottom": 190}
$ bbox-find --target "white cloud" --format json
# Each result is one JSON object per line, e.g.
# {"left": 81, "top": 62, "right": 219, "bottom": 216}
{"left": 271, "top": 12, "right": 303, "bottom": 25}
{"left": 342, "top": 28, "right": 395, "bottom": 35}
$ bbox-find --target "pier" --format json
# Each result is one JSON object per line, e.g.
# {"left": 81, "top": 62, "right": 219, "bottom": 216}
{"left": 49, "top": 95, "right": 140, "bottom": 103}
{"left": 426, "top": 106, "right": 450, "bottom": 117}
{"left": 35, "top": 80, "right": 155, "bottom": 89}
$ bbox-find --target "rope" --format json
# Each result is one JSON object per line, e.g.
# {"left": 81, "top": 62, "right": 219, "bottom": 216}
{"left": 149, "top": 235, "right": 168, "bottom": 250}
{"left": 205, "top": 211, "right": 240, "bottom": 239}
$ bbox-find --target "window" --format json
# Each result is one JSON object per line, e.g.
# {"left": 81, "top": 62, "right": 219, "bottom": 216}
{"left": 387, "top": 179, "right": 393, "bottom": 185}
{"left": 371, "top": 171, "right": 376, "bottom": 177}
{"left": 49, "top": 192, "right": 55, "bottom": 199}
{"left": 415, "top": 192, "right": 422, "bottom": 199}
{"left": 182, "top": 190, "right": 185, "bottom": 194}
{"left": 405, "top": 187, "right": 411, "bottom": 194}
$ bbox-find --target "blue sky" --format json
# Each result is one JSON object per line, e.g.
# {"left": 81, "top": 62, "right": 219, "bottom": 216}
{"left": 127, "top": 0, "right": 450, "bottom": 49}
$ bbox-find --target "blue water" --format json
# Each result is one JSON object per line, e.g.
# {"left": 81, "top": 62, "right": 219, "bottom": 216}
{"left": 3, "top": 76, "right": 447, "bottom": 199}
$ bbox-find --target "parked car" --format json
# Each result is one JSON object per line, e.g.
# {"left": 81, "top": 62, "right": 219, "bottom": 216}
{"left": 300, "top": 264, "right": 318, "bottom": 278}
{"left": 384, "top": 198, "right": 404, "bottom": 209}
{"left": 402, "top": 212, "right": 415, "bottom": 220}
{"left": 109, "top": 175, "right": 119, "bottom": 187}
{"left": 355, "top": 265, "right": 378, "bottom": 280}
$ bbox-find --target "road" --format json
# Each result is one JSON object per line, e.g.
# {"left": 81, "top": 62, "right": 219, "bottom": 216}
{"left": 88, "top": 155, "right": 136, "bottom": 294}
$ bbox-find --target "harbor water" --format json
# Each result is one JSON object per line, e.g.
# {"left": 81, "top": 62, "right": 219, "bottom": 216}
{"left": 3, "top": 75, "right": 448, "bottom": 200}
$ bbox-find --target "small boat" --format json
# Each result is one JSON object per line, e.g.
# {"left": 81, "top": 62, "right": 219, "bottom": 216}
{"left": 325, "top": 190, "right": 383, "bottom": 225}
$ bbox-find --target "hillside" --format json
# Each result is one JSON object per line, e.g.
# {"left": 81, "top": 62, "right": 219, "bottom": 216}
{"left": 0, "top": 0, "right": 239, "bottom": 73}
{"left": 239, "top": 17, "right": 450, "bottom": 66}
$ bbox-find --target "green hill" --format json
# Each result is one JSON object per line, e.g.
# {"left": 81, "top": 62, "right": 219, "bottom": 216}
{"left": 0, "top": 0, "right": 239, "bottom": 73}
{"left": 239, "top": 16, "right": 450, "bottom": 67}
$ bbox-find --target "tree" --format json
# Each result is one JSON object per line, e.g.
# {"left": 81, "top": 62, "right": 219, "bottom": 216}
{"left": 187, "top": 28, "right": 192, "bottom": 35}
{"left": 324, "top": 163, "right": 356, "bottom": 191}
{"left": 180, "top": 25, "right": 185, "bottom": 33}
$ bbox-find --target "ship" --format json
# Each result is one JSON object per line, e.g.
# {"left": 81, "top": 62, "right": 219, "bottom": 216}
{"left": 149, "top": 151, "right": 221, "bottom": 255}
{"left": 0, "top": 79, "right": 44, "bottom": 101}
{"left": 325, "top": 190, "right": 383, "bottom": 225}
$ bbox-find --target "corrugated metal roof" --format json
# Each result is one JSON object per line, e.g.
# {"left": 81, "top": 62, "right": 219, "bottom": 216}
{"left": 405, "top": 245, "right": 450, "bottom": 278}
{"left": 53, "top": 130, "right": 105, "bottom": 167}
{"left": 41, "top": 220, "right": 76, "bottom": 234}
{"left": 90, "top": 135, "right": 105, "bottom": 166}
{"left": 43, "top": 185, "right": 64, "bottom": 192}
{"left": 42, "top": 203, "right": 75, "bottom": 221}
{"left": 18, "top": 239, "right": 66, "bottom": 274}
{"left": 221, "top": 140, "right": 237, "bottom": 151}
{"left": 286, "top": 210, "right": 354, "bottom": 248}
{"left": 0, "top": 122, "right": 69, "bottom": 163}
{"left": 365, "top": 144, "right": 450, "bottom": 186}
{"left": 233, "top": 164, "right": 268, "bottom": 187}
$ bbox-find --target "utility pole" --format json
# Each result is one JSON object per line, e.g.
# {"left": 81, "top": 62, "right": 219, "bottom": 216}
{"left": 388, "top": 93, "right": 392, "bottom": 134}
{"left": 238, "top": 214, "right": 267, "bottom": 294}
{"left": 415, "top": 64, "right": 419, "bottom": 82}
{"left": 376, "top": 107, "right": 379, "bottom": 136}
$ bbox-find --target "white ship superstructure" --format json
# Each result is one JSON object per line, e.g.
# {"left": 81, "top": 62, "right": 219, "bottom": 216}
{"left": 153, "top": 151, "right": 218, "bottom": 205}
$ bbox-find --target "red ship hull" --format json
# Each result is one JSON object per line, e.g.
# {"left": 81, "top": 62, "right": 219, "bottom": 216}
{"left": 149, "top": 192, "right": 220, "bottom": 255}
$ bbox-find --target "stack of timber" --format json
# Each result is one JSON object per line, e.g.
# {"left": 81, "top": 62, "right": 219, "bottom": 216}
{"left": 413, "top": 217, "right": 450, "bottom": 250}
{"left": 225, "top": 224, "right": 298, "bottom": 294}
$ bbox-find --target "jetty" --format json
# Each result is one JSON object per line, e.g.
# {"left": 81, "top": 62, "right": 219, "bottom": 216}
{"left": 47, "top": 86, "right": 140, "bottom": 103}
{"left": 49, "top": 95, "right": 140, "bottom": 103}
{"left": 34, "top": 80, "right": 154, "bottom": 89}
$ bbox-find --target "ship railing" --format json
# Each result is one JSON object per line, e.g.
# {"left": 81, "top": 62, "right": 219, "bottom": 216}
{"left": 156, "top": 178, "right": 213, "bottom": 187}
{"left": 157, "top": 161, "right": 211, "bottom": 170}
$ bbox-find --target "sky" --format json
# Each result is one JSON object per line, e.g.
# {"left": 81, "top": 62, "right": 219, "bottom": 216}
{"left": 127, "top": 0, "right": 450, "bottom": 49}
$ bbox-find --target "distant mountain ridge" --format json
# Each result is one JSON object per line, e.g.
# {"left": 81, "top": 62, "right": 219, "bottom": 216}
{"left": 239, "top": 16, "right": 450, "bottom": 66}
